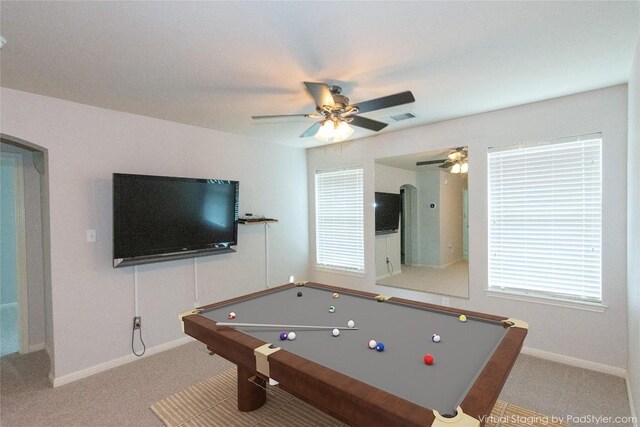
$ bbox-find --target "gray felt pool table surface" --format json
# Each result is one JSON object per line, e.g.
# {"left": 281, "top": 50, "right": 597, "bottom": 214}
{"left": 200, "top": 285, "right": 507, "bottom": 416}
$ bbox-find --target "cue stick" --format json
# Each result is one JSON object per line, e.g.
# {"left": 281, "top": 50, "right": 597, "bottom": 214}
{"left": 215, "top": 322, "right": 358, "bottom": 330}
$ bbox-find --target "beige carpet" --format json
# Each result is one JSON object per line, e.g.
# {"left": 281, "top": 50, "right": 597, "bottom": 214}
{"left": 377, "top": 262, "right": 469, "bottom": 299}
{"left": 151, "top": 368, "right": 567, "bottom": 427}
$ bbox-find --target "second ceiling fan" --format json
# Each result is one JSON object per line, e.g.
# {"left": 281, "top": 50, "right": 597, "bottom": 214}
{"left": 252, "top": 82, "right": 415, "bottom": 141}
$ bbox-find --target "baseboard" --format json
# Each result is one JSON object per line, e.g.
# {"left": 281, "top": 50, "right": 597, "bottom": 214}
{"left": 627, "top": 371, "right": 638, "bottom": 426}
{"left": 376, "top": 269, "right": 402, "bottom": 281}
{"left": 51, "top": 336, "right": 193, "bottom": 387}
{"left": 28, "top": 342, "right": 45, "bottom": 353}
{"left": 522, "top": 346, "right": 626, "bottom": 378}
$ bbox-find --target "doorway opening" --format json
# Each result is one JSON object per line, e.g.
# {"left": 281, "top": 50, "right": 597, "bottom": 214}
{"left": 0, "top": 135, "right": 51, "bottom": 367}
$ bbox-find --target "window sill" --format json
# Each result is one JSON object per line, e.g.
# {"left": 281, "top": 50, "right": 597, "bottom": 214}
{"left": 486, "top": 288, "right": 607, "bottom": 312}
{"left": 315, "top": 266, "right": 365, "bottom": 278}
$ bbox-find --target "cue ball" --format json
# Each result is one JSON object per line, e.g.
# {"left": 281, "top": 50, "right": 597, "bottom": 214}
{"left": 279, "top": 332, "right": 288, "bottom": 340}
{"left": 368, "top": 340, "right": 377, "bottom": 349}
{"left": 332, "top": 328, "right": 340, "bottom": 337}
{"left": 297, "top": 291, "right": 303, "bottom": 297}
{"left": 424, "top": 354, "right": 434, "bottom": 365}
{"left": 459, "top": 315, "right": 467, "bottom": 322}
{"left": 329, "top": 306, "right": 336, "bottom": 313}
{"left": 332, "top": 293, "right": 340, "bottom": 299}
{"left": 375, "top": 342, "right": 385, "bottom": 352}
{"left": 287, "top": 332, "right": 296, "bottom": 341}
{"left": 432, "top": 334, "right": 441, "bottom": 343}
{"left": 228, "top": 312, "right": 236, "bottom": 319}
{"left": 347, "top": 320, "right": 355, "bottom": 328}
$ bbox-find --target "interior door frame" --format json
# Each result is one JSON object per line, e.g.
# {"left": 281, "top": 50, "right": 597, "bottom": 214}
{"left": 1, "top": 151, "right": 29, "bottom": 354}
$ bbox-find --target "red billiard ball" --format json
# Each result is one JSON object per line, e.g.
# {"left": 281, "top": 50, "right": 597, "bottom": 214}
{"left": 424, "top": 354, "right": 434, "bottom": 365}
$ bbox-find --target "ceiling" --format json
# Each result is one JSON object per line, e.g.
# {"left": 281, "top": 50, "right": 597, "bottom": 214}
{"left": 376, "top": 149, "right": 456, "bottom": 171}
{"left": 1, "top": 1, "right": 638, "bottom": 148}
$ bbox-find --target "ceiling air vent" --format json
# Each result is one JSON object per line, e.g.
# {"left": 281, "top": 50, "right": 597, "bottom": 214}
{"left": 386, "top": 112, "right": 417, "bottom": 122}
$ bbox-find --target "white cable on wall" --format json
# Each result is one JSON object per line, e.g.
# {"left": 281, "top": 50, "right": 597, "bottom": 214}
{"left": 265, "top": 223, "right": 270, "bottom": 288}
{"left": 133, "top": 265, "right": 139, "bottom": 316}
{"left": 194, "top": 257, "right": 200, "bottom": 308}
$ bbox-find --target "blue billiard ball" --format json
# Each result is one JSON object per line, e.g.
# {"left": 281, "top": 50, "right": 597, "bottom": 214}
{"left": 376, "top": 342, "right": 385, "bottom": 352}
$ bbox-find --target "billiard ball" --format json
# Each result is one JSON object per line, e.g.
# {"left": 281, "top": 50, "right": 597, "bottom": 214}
{"left": 347, "top": 320, "right": 355, "bottom": 328}
{"left": 331, "top": 328, "right": 340, "bottom": 337}
{"left": 376, "top": 342, "right": 385, "bottom": 352}
{"left": 368, "top": 340, "right": 377, "bottom": 349}
{"left": 297, "top": 291, "right": 303, "bottom": 297}
{"left": 228, "top": 312, "right": 236, "bottom": 319}
{"left": 332, "top": 293, "right": 340, "bottom": 299}
{"left": 459, "top": 315, "right": 467, "bottom": 322}
{"left": 328, "top": 306, "right": 336, "bottom": 313}
{"left": 287, "top": 332, "right": 296, "bottom": 341}
{"left": 279, "top": 332, "right": 288, "bottom": 340}
{"left": 432, "top": 334, "right": 441, "bottom": 343}
{"left": 424, "top": 354, "right": 434, "bottom": 365}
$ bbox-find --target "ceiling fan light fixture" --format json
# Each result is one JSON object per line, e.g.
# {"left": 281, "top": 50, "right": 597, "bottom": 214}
{"left": 460, "top": 161, "right": 469, "bottom": 174}
{"left": 314, "top": 120, "right": 354, "bottom": 142}
{"left": 447, "top": 151, "right": 462, "bottom": 161}
{"left": 334, "top": 120, "right": 354, "bottom": 141}
{"left": 450, "top": 163, "right": 462, "bottom": 174}
{"left": 315, "top": 120, "right": 335, "bottom": 141}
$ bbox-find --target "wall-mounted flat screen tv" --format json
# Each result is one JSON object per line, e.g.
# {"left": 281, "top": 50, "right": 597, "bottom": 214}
{"left": 113, "top": 173, "right": 239, "bottom": 267}
{"left": 375, "top": 192, "right": 401, "bottom": 235}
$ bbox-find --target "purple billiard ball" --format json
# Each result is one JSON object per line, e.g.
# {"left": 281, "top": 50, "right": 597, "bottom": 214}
{"left": 279, "top": 332, "right": 288, "bottom": 340}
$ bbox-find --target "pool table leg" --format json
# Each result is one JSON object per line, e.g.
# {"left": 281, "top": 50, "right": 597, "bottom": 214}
{"left": 237, "top": 365, "right": 267, "bottom": 412}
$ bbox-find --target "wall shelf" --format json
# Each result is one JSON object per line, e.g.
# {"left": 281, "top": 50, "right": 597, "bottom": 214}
{"left": 238, "top": 219, "right": 278, "bottom": 225}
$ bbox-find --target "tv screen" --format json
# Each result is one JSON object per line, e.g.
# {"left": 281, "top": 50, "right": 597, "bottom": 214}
{"left": 375, "top": 192, "right": 401, "bottom": 235}
{"left": 113, "top": 173, "right": 239, "bottom": 267}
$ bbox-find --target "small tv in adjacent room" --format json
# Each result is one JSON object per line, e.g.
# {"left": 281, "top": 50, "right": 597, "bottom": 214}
{"left": 375, "top": 192, "right": 401, "bottom": 235}
{"left": 113, "top": 173, "right": 239, "bottom": 267}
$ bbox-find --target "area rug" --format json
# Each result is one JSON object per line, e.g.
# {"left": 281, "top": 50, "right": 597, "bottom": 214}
{"left": 151, "top": 368, "right": 567, "bottom": 427}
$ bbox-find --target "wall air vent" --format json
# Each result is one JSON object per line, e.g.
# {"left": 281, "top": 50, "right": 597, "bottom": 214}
{"left": 386, "top": 112, "right": 417, "bottom": 122}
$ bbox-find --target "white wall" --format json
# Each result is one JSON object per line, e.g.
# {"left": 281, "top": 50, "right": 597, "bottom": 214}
{"left": 627, "top": 33, "right": 640, "bottom": 417}
{"left": 0, "top": 88, "right": 310, "bottom": 380}
{"left": 308, "top": 85, "right": 628, "bottom": 369}
{"left": 439, "top": 172, "right": 464, "bottom": 266}
{"left": 416, "top": 169, "right": 441, "bottom": 266}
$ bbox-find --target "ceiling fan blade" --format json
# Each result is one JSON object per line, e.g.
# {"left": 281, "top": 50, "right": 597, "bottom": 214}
{"left": 349, "top": 115, "right": 388, "bottom": 132}
{"left": 416, "top": 159, "right": 446, "bottom": 166}
{"left": 304, "top": 82, "right": 335, "bottom": 109}
{"left": 352, "top": 91, "right": 415, "bottom": 114}
{"left": 251, "top": 113, "right": 321, "bottom": 120}
{"left": 300, "top": 122, "right": 322, "bottom": 138}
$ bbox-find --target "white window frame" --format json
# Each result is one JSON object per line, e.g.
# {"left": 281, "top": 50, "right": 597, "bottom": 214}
{"left": 487, "top": 133, "right": 603, "bottom": 308}
{"left": 315, "top": 166, "right": 364, "bottom": 275}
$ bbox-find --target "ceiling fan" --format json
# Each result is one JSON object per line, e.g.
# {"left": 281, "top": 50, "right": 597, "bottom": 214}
{"left": 416, "top": 147, "right": 469, "bottom": 173}
{"left": 251, "top": 82, "right": 415, "bottom": 141}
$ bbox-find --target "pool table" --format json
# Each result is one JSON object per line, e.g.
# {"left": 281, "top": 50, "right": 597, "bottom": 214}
{"left": 181, "top": 282, "right": 527, "bottom": 427}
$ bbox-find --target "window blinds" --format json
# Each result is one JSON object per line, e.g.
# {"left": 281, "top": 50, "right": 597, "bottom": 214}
{"left": 315, "top": 166, "right": 364, "bottom": 272}
{"left": 488, "top": 134, "right": 602, "bottom": 302}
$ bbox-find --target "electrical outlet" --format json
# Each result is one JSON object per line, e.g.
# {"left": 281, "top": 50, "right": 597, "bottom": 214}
{"left": 133, "top": 316, "right": 141, "bottom": 330}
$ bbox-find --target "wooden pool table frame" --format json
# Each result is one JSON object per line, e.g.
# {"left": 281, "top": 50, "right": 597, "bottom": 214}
{"left": 181, "top": 282, "right": 528, "bottom": 427}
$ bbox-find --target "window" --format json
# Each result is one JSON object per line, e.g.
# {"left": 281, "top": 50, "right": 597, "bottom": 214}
{"left": 488, "top": 134, "right": 602, "bottom": 303}
{"left": 315, "top": 166, "right": 364, "bottom": 273}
